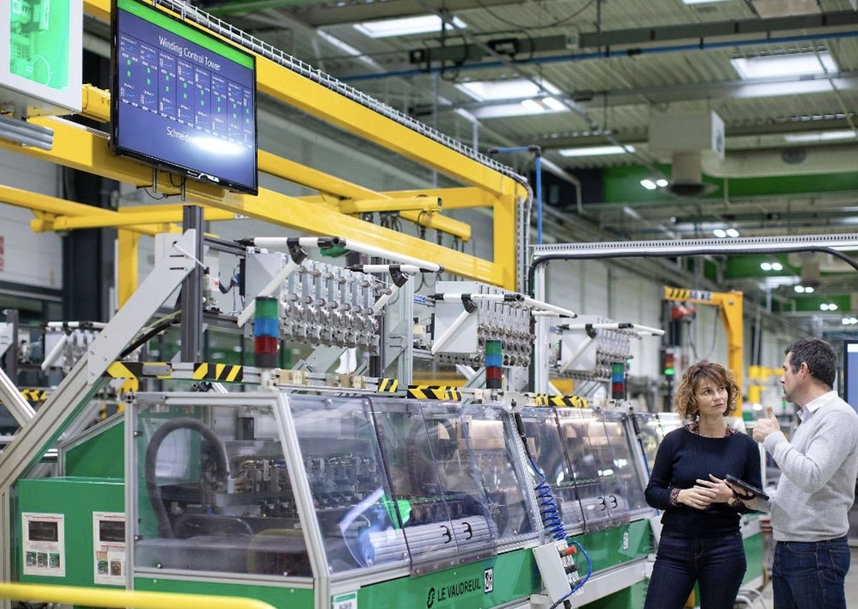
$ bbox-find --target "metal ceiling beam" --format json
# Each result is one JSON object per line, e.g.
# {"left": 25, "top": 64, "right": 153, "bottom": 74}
{"left": 411, "top": 73, "right": 858, "bottom": 119}
{"left": 262, "top": 0, "right": 524, "bottom": 27}
{"left": 531, "top": 116, "right": 856, "bottom": 151}
{"left": 405, "top": 10, "right": 858, "bottom": 67}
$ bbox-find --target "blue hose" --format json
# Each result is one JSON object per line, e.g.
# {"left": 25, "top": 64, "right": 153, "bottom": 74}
{"left": 529, "top": 455, "right": 567, "bottom": 542}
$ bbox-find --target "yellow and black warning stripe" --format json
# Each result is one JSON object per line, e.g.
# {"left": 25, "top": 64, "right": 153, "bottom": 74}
{"left": 378, "top": 378, "right": 399, "bottom": 393}
{"left": 407, "top": 385, "right": 462, "bottom": 401}
{"left": 193, "top": 363, "right": 244, "bottom": 383}
{"left": 664, "top": 286, "right": 713, "bottom": 302}
{"left": 532, "top": 394, "right": 588, "bottom": 408}
{"left": 21, "top": 389, "right": 47, "bottom": 403}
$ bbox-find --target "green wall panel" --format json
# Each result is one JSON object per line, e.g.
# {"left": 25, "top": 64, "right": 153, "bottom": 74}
{"left": 135, "top": 577, "right": 314, "bottom": 609}
{"left": 16, "top": 477, "right": 124, "bottom": 588}
{"left": 64, "top": 422, "right": 125, "bottom": 479}
{"left": 602, "top": 165, "right": 858, "bottom": 204}
{"left": 358, "top": 548, "right": 538, "bottom": 609}
{"left": 742, "top": 531, "right": 765, "bottom": 585}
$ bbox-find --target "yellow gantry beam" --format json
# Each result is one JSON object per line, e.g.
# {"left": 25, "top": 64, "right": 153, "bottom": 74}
{"left": 259, "top": 151, "right": 473, "bottom": 239}
{"left": 54, "top": 1, "right": 525, "bottom": 288}
{"left": 2, "top": 117, "right": 499, "bottom": 283}
{"left": 340, "top": 196, "right": 442, "bottom": 214}
{"left": 0, "top": 184, "right": 173, "bottom": 236}
{"left": 38, "top": 206, "right": 238, "bottom": 230}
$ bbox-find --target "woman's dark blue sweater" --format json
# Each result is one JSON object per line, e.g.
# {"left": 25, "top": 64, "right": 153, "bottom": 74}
{"left": 645, "top": 426, "right": 762, "bottom": 538}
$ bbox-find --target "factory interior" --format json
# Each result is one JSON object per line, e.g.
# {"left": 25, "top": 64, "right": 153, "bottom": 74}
{"left": 1, "top": 0, "right": 858, "bottom": 607}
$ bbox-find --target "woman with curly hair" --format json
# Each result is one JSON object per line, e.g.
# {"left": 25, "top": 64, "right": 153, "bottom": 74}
{"left": 642, "top": 362, "right": 761, "bottom": 609}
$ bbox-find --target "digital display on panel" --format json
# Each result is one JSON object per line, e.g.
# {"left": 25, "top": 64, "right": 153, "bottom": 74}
{"left": 844, "top": 341, "right": 858, "bottom": 412}
{"left": 111, "top": 0, "right": 257, "bottom": 194}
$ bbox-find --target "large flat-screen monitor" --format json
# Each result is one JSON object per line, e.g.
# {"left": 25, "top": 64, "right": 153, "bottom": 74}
{"left": 844, "top": 340, "right": 858, "bottom": 411}
{"left": 111, "top": 0, "right": 257, "bottom": 194}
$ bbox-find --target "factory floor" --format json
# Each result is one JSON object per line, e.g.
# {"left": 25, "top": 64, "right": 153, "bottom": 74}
{"left": 754, "top": 545, "right": 858, "bottom": 608}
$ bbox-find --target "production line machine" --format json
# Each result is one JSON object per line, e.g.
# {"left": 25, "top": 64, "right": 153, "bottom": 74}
{"left": 15, "top": 390, "right": 665, "bottom": 609}
{"left": 1, "top": 229, "right": 766, "bottom": 609}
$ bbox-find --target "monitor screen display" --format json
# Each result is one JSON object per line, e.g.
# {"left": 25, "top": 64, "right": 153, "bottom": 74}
{"left": 844, "top": 341, "right": 858, "bottom": 411}
{"left": 111, "top": 0, "right": 257, "bottom": 194}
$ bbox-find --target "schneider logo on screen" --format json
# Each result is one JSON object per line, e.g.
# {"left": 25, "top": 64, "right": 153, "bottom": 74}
{"left": 426, "top": 575, "right": 484, "bottom": 608}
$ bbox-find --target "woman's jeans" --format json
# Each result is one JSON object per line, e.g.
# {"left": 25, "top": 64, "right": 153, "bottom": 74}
{"left": 643, "top": 532, "right": 746, "bottom": 609}
{"left": 772, "top": 535, "right": 850, "bottom": 609}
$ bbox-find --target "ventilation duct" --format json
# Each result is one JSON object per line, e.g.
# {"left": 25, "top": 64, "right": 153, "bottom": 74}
{"left": 703, "top": 144, "right": 858, "bottom": 178}
{"left": 649, "top": 111, "right": 724, "bottom": 197}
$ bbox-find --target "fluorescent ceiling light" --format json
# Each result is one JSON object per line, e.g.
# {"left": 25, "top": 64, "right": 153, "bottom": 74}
{"left": 656, "top": 178, "right": 669, "bottom": 188}
{"left": 761, "top": 262, "right": 772, "bottom": 271}
{"left": 355, "top": 15, "right": 466, "bottom": 38}
{"left": 713, "top": 229, "right": 727, "bottom": 238}
{"left": 785, "top": 130, "right": 857, "bottom": 143}
{"left": 641, "top": 179, "right": 657, "bottom": 190}
{"left": 558, "top": 145, "right": 635, "bottom": 157}
{"left": 731, "top": 52, "right": 838, "bottom": 80}
{"left": 460, "top": 79, "right": 567, "bottom": 118}
{"left": 771, "top": 262, "right": 783, "bottom": 271}
{"left": 726, "top": 228, "right": 740, "bottom": 238}
{"left": 317, "top": 31, "right": 382, "bottom": 70}
{"left": 456, "top": 78, "right": 560, "bottom": 102}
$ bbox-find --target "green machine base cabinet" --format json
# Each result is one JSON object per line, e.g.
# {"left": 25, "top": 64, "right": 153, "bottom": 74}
{"left": 15, "top": 477, "right": 124, "bottom": 588}
{"left": 135, "top": 520, "right": 653, "bottom": 609}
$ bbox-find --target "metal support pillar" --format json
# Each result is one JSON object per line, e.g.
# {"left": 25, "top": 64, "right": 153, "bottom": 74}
{"left": 181, "top": 206, "right": 204, "bottom": 363}
{"left": 0, "top": 230, "right": 198, "bottom": 590}
{"left": 1, "top": 310, "right": 18, "bottom": 382}
{"left": 533, "top": 264, "right": 549, "bottom": 393}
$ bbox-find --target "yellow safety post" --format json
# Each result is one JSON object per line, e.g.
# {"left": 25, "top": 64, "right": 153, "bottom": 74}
{"left": 0, "top": 582, "right": 277, "bottom": 609}
{"left": 117, "top": 229, "right": 140, "bottom": 308}
{"left": 664, "top": 286, "right": 744, "bottom": 414}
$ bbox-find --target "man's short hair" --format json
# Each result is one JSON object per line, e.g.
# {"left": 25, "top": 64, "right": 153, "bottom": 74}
{"left": 785, "top": 337, "right": 836, "bottom": 389}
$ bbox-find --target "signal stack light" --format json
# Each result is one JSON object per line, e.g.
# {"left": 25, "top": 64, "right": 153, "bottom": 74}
{"left": 485, "top": 340, "right": 503, "bottom": 389}
{"left": 611, "top": 362, "right": 626, "bottom": 400}
{"left": 254, "top": 296, "right": 280, "bottom": 368}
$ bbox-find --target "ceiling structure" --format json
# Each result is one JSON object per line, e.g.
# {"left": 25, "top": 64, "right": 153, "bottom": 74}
{"left": 94, "top": 0, "right": 858, "bottom": 328}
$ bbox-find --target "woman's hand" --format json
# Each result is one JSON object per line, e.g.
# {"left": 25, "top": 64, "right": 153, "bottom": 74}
{"left": 677, "top": 486, "right": 716, "bottom": 510}
{"left": 694, "top": 475, "right": 734, "bottom": 503}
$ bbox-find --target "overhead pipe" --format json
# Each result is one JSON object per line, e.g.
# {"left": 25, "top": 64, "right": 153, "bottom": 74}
{"left": 342, "top": 30, "right": 858, "bottom": 83}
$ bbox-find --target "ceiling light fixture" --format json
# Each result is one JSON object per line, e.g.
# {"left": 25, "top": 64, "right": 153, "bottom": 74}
{"left": 726, "top": 228, "right": 740, "bottom": 238}
{"left": 761, "top": 262, "right": 772, "bottom": 271}
{"left": 656, "top": 178, "right": 669, "bottom": 188}
{"left": 713, "top": 229, "right": 727, "bottom": 238}
{"left": 558, "top": 145, "right": 635, "bottom": 157}
{"left": 784, "top": 130, "right": 857, "bottom": 143}
{"left": 771, "top": 262, "right": 783, "bottom": 271}
{"left": 355, "top": 15, "right": 466, "bottom": 38}
{"left": 821, "top": 303, "right": 830, "bottom": 311}
{"left": 641, "top": 179, "right": 657, "bottom": 190}
{"left": 731, "top": 52, "right": 838, "bottom": 80}
{"left": 795, "top": 285, "right": 806, "bottom": 293}
{"left": 456, "top": 78, "right": 560, "bottom": 102}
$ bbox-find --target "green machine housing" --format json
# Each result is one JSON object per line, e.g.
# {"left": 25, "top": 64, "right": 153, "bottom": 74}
{"left": 12, "top": 393, "right": 765, "bottom": 608}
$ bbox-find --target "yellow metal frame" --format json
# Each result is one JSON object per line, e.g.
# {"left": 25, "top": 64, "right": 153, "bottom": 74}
{"left": 0, "top": 582, "right": 276, "bottom": 609}
{"left": 746, "top": 365, "right": 782, "bottom": 405}
{"left": 0, "top": 0, "right": 525, "bottom": 292}
{"left": 664, "top": 286, "right": 744, "bottom": 413}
